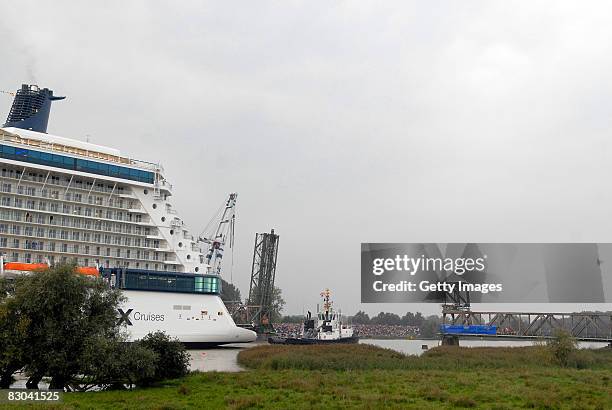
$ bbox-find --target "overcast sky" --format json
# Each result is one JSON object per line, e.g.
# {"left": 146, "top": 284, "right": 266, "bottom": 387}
{"left": 1, "top": 1, "right": 611, "bottom": 316}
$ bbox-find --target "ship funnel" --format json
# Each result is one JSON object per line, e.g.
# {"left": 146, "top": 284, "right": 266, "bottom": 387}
{"left": 3, "top": 84, "right": 65, "bottom": 133}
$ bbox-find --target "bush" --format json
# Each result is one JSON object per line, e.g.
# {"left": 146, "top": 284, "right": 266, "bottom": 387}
{"left": 77, "top": 336, "right": 157, "bottom": 390}
{"left": 138, "top": 331, "right": 190, "bottom": 383}
{"left": 547, "top": 330, "right": 578, "bottom": 366}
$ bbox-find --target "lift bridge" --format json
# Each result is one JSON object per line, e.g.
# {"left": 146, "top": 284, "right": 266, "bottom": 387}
{"left": 227, "top": 229, "right": 280, "bottom": 334}
{"left": 440, "top": 285, "right": 612, "bottom": 345}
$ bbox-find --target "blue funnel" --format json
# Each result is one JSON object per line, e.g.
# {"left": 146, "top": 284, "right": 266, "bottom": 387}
{"left": 3, "top": 84, "right": 65, "bottom": 133}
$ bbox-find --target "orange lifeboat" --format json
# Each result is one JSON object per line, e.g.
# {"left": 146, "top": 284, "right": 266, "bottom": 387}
{"left": 76, "top": 266, "right": 100, "bottom": 276}
{"left": 2, "top": 263, "right": 99, "bottom": 277}
{"left": 3, "top": 262, "right": 48, "bottom": 271}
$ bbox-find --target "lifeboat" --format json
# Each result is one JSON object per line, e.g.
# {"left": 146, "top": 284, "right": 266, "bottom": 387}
{"left": 2, "top": 263, "right": 99, "bottom": 276}
{"left": 3, "top": 262, "right": 49, "bottom": 271}
{"left": 75, "top": 266, "right": 100, "bottom": 276}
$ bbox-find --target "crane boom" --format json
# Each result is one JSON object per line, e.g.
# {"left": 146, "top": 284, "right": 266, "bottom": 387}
{"left": 199, "top": 193, "right": 237, "bottom": 275}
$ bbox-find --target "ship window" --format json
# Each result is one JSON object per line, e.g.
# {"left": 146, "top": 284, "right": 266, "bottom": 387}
{"left": 161, "top": 217, "right": 166, "bottom": 222}
{"left": 0, "top": 145, "right": 155, "bottom": 184}
{"left": 152, "top": 204, "right": 157, "bottom": 209}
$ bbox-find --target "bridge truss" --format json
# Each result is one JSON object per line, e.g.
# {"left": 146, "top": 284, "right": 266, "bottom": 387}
{"left": 442, "top": 309, "right": 612, "bottom": 342}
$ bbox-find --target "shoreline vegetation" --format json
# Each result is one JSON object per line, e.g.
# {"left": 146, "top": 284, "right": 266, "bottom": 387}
{"left": 11, "top": 343, "right": 611, "bottom": 409}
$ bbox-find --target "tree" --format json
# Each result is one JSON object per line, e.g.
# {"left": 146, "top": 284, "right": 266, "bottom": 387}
{"left": 401, "top": 312, "right": 425, "bottom": 326}
{"left": 371, "top": 312, "right": 402, "bottom": 325}
{"left": 220, "top": 279, "right": 242, "bottom": 303}
{"left": 419, "top": 315, "right": 441, "bottom": 338}
{"left": 0, "top": 278, "right": 27, "bottom": 388}
{"left": 351, "top": 311, "right": 371, "bottom": 324}
{"left": 12, "top": 264, "right": 125, "bottom": 389}
{"left": 280, "top": 315, "right": 305, "bottom": 323}
{"left": 269, "top": 286, "right": 286, "bottom": 322}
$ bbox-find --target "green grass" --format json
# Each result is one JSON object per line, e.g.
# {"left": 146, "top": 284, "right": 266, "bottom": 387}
{"left": 3, "top": 345, "right": 612, "bottom": 409}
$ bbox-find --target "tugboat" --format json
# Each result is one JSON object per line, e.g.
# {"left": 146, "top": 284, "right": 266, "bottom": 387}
{"left": 269, "top": 289, "right": 358, "bottom": 345}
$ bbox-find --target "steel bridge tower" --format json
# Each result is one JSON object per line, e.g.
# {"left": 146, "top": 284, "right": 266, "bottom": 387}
{"left": 247, "top": 229, "right": 279, "bottom": 333}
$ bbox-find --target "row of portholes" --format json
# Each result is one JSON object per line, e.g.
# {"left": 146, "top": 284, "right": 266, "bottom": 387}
{"left": 177, "top": 241, "right": 192, "bottom": 259}
{"left": 145, "top": 189, "right": 193, "bottom": 264}
{"left": 144, "top": 189, "right": 174, "bottom": 227}
{"left": 143, "top": 189, "right": 163, "bottom": 219}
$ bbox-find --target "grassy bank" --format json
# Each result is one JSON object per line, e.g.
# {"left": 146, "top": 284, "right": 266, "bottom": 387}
{"left": 238, "top": 343, "right": 612, "bottom": 371}
{"left": 5, "top": 345, "right": 612, "bottom": 409}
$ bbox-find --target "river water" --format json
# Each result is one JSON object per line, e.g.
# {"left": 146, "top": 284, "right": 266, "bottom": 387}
{"left": 187, "top": 339, "right": 610, "bottom": 372}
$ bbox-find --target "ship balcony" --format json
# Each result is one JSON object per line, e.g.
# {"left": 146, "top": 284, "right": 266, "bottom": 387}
{"left": 163, "top": 260, "right": 182, "bottom": 265}
{"left": 127, "top": 206, "right": 147, "bottom": 214}
{"left": 133, "top": 220, "right": 155, "bottom": 227}
{"left": 118, "top": 191, "right": 135, "bottom": 198}
{"left": 155, "top": 179, "right": 173, "bottom": 193}
{"left": 0, "top": 178, "right": 140, "bottom": 211}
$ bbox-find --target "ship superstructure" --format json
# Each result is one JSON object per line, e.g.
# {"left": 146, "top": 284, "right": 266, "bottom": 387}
{"left": 0, "top": 84, "right": 256, "bottom": 345}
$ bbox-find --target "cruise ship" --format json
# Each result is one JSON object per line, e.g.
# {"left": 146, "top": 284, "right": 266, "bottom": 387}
{"left": 0, "top": 84, "right": 256, "bottom": 346}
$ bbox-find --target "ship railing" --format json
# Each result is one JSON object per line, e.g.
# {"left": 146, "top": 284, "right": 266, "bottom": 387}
{"left": 1, "top": 129, "right": 163, "bottom": 173}
{"left": 0, "top": 187, "right": 152, "bottom": 222}
{"left": 2, "top": 243, "right": 173, "bottom": 266}
{"left": 155, "top": 179, "right": 172, "bottom": 191}
{"left": 1, "top": 175, "right": 141, "bottom": 209}
{"left": 1, "top": 200, "right": 151, "bottom": 225}
{"left": 1, "top": 170, "right": 120, "bottom": 195}
{"left": 0, "top": 214, "right": 160, "bottom": 240}
{"left": 0, "top": 231, "right": 165, "bottom": 253}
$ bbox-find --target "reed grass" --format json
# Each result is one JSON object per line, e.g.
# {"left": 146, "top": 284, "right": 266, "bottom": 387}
{"left": 237, "top": 343, "right": 612, "bottom": 371}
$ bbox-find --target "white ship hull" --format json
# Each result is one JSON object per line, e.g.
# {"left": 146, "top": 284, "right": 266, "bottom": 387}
{"left": 123, "top": 290, "right": 256, "bottom": 346}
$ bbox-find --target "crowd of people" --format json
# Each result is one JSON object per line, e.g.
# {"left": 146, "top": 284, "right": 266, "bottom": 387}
{"left": 273, "top": 322, "right": 422, "bottom": 338}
